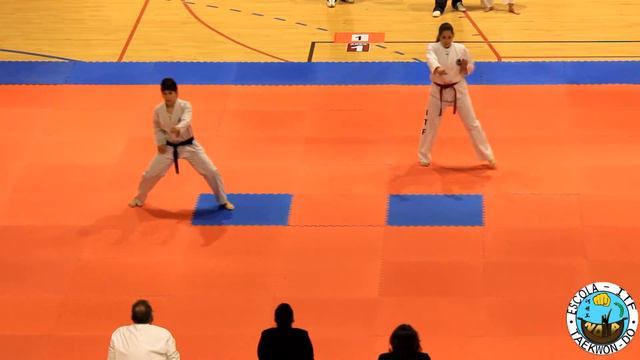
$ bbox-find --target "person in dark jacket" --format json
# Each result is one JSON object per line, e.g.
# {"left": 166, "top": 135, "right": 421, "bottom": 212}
{"left": 378, "top": 324, "right": 431, "bottom": 360}
{"left": 257, "top": 303, "right": 314, "bottom": 360}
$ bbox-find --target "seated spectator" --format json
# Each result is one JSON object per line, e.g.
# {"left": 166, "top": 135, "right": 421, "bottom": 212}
{"left": 257, "top": 303, "right": 314, "bottom": 360}
{"left": 378, "top": 324, "right": 430, "bottom": 360}
{"left": 108, "top": 300, "right": 180, "bottom": 360}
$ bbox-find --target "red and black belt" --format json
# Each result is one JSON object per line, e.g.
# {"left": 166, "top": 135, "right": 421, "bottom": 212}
{"left": 433, "top": 81, "right": 459, "bottom": 116}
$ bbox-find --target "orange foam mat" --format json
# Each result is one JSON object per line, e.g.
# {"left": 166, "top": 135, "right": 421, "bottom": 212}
{"left": 0, "top": 84, "right": 639, "bottom": 359}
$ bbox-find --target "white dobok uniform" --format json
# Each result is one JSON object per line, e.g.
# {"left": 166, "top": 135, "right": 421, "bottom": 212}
{"left": 135, "top": 99, "right": 229, "bottom": 205}
{"left": 418, "top": 41, "right": 494, "bottom": 164}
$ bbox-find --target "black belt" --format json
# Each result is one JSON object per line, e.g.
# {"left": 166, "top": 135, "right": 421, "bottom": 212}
{"left": 166, "top": 137, "right": 194, "bottom": 174}
{"left": 434, "top": 82, "right": 459, "bottom": 116}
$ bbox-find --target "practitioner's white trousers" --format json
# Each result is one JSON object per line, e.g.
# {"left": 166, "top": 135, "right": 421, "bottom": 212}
{"left": 136, "top": 141, "right": 228, "bottom": 204}
{"left": 418, "top": 80, "right": 494, "bottom": 164}
{"left": 483, "top": 0, "right": 514, "bottom": 6}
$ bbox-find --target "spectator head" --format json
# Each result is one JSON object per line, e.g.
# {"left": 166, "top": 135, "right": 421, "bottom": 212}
{"left": 274, "top": 303, "right": 294, "bottom": 328}
{"left": 389, "top": 324, "right": 422, "bottom": 354}
{"left": 131, "top": 299, "right": 154, "bottom": 324}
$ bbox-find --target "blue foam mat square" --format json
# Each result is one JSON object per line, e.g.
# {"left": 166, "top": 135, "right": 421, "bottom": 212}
{"left": 387, "top": 194, "right": 484, "bottom": 226}
{"left": 192, "top": 193, "right": 292, "bottom": 226}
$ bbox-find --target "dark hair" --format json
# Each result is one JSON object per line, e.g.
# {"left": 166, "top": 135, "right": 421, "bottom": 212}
{"left": 436, "top": 22, "right": 454, "bottom": 42}
{"left": 390, "top": 324, "right": 422, "bottom": 355}
{"left": 274, "top": 303, "right": 294, "bottom": 328}
{"left": 131, "top": 299, "right": 154, "bottom": 324}
{"left": 160, "top": 77, "right": 178, "bottom": 92}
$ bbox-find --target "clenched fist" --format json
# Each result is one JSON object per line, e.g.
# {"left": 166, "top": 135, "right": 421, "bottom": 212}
{"left": 594, "top": 293, "right": 611, "bottom": 307}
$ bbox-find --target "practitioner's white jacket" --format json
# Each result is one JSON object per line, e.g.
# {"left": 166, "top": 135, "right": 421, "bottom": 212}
{"left": 108, "top": 324, "right": 180, "bottom": 360}
{"left": 153, "top": 99, "right": 195, "bottom": 145}
{"left": 426, "top": 42, "right": 474, "bottom": 85}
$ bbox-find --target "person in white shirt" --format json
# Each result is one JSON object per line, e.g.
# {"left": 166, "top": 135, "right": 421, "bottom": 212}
{"left": 483, "top": 0, "right": 520, "bottom": 14}
{"left": 418, "top": 23, "right": 496, "bottom": 168}
{"left": 129, "top": 78, "right": 234, "bottom": 210}
{"left": 108, "top": 300, "right": 180, "bottom": 360}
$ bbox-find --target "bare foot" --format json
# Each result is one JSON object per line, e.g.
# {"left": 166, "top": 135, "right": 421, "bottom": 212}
{"left": 484, "top": 6, "right": 494, "bottom": 12}
{"left": 128, "top": 198, "right": 143, "bottom": 207}
{"left": 509, "top": 4, "right": 520, "bottom": 14}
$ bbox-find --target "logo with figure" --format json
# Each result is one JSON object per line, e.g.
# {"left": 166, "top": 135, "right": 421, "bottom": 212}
{"left": 567, "top": 282, "right": 637, "bottom": 355}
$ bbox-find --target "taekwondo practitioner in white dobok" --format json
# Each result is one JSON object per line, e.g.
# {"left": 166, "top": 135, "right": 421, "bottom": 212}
{"left": 129, "top": 78, "right": 235, "bottom": 210}
{"left": 418, "top": 22, "right": 497, "bottom": 169}
{"left": 482, "top": 0, "right": 520, "bottom": 14}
